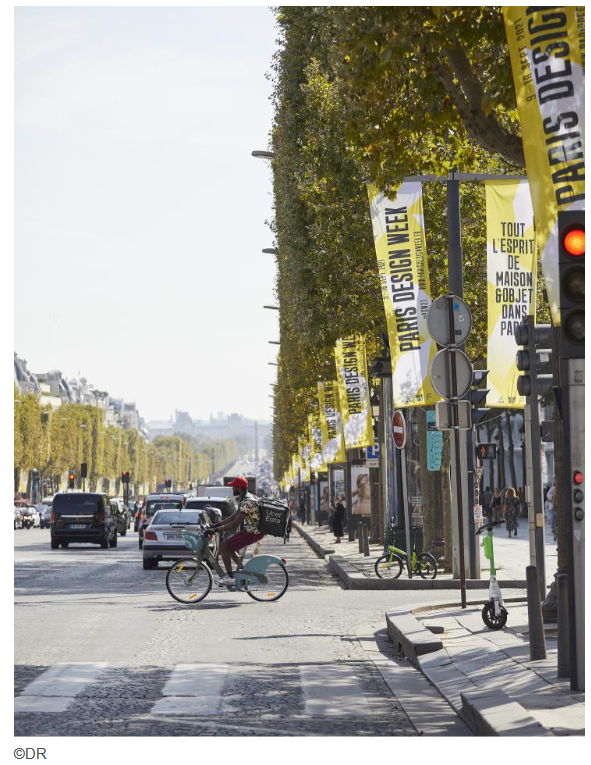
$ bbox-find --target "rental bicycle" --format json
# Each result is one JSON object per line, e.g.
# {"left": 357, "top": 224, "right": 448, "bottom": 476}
{"left": 166, "top": 524, "right": 289, "bottom": 604}
{"left": 374, "top": 543, "right": 438, "bottom": 580}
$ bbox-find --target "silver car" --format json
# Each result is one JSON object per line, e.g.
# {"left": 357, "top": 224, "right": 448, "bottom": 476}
{"left": 142, "top": 509, "right": 219, "bottom": 570}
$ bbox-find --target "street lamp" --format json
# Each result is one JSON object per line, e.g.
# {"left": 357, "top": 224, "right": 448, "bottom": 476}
{"left": 251, "top": 150, "right": 274, "bottom": 160}
{"left": 263, "top": 305, "right": 280, "bottom": 310}
{"left": 268, "top": 341, "right": 280, "bottom": 345}
{"left": 262, "top": 248, "right": 278, "bottom": 255}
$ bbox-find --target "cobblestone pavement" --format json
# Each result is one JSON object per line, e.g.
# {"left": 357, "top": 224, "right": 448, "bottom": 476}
{"left": 14, "top": 527, "right": 463, "bottom": 737}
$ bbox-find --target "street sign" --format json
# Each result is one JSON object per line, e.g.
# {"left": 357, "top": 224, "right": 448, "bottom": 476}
{"left": 430, "top": 348, "right": 474, "bottom": 399}
{"left": 435, "top": 400, "right": 472, "bottom": 429}
{"left": 427, "top": 410, "right": 443, "bottom": 471}
{"left": 427, "top": 295, "right": 472, "bottom": 346}
{"left": 392, "top": 410, "right": 407, "bottom": 449}
{"left": 476, "top": 443, "right": 497, "bottom": 459}
{"left": 365, "top": 443, "right": 380, "bottom": 467}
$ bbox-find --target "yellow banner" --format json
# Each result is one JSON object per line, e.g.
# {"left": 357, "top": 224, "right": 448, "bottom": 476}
{"left": 486, "top": 180, "right": 537, "bottom": 408}
{"left": 308, "top": 409, "right": 327, "bottom": 474}
{"left": 334, "top": 335, "right": 374, "bottom": 449}
{"left": 367, "top": 182, "right": 440, "bottom": 406}
{"left": 318, "top": 381, "right": 346, "bottom": 463}
{"left": 503, "top": 6, "right": 585, "bottom": 325}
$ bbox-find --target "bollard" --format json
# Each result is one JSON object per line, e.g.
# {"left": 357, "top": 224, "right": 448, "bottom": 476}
{"left": 526, "top": 565, "right": 547, "bottom": 660}
{"left": 362, "top": 523, "right": 370, "bottom": 556}
{"left": 557, "top": 573, "right": 570, "bottom": 678}
{"left": 358, "top": 522, "right": 363, "bottom": 552}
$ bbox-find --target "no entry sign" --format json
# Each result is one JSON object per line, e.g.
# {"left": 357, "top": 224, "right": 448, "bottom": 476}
{"left": 392, "top": 410, "right": 407, "bottom": 449}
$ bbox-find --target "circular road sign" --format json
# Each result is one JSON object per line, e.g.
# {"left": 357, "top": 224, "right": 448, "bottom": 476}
{"left": 392, "top": 410, "right": 407, "bottom": 449}
{"left": 430, "top": 348, "right": 474, "bottom": 400}
{"left": 427, "top": 295, "right": 472, "bottom": 346}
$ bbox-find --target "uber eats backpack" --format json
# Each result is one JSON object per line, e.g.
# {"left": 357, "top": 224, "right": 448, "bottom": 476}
{"left": 258, "top": 497, "right": 290, "bottom": 541}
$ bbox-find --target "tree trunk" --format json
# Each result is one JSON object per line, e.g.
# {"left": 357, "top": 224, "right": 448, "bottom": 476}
{"left": 505, "top": 412, "right": 518, "bottom": 490}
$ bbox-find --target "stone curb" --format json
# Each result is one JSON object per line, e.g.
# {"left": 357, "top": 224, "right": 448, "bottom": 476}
{"left": 295, "top": 523, "right": 528, "bottom": 590}
{"left": 460, "top": 690, "right": 554, "bottom": 736}
{"left": 385, "top": 601, "right": 554, "bottom": 736}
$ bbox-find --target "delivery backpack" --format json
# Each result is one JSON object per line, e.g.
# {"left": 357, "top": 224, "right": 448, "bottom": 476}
{"left": 258, "top": 497, "right": 290, "bottom": 542}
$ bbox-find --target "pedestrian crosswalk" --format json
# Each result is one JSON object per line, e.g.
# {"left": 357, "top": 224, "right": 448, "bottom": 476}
{"left": 14, "top": 662, "right": 108, "bottom": 713}
{"left": 15, "top": 661, "right": 404, "bottom": 720}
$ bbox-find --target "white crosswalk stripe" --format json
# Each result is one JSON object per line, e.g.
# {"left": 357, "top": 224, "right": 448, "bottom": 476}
{"left": 15, "top": 662, "right": 108, "bottom": 713}
{"left": 299, "top": 665, "right": 373, "bottom": 716}
{"left": 151, "top": 663, "right": 230, "bottom": 715}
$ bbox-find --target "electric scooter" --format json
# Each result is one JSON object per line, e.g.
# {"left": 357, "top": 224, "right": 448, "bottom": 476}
{"left": 476, "top": 519, "right": 508, "bottom": 629}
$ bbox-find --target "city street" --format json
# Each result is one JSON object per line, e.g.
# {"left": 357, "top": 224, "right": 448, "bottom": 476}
{"left": 14, "top": 526, "right": 466, "bottom": 737}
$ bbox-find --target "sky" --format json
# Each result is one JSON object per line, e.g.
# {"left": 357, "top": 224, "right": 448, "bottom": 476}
{"left": 14, "top": 6, "right": 280, "bottom": 423}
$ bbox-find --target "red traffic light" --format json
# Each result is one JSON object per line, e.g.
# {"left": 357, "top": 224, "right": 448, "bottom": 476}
{"left": 563, "top": 227, "right": 585, "bottom": 257}
{"left": 69, "top": 473, "right": 74, "bottom": 480}
{"left": 573, "top": 471, "right": 584, "bottom": 485}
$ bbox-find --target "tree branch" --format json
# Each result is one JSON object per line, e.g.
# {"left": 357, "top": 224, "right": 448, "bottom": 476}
{"left": 433, "top": 42, "right": 525, "bottom": 167}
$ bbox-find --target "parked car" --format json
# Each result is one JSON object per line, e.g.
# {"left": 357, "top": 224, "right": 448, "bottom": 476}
{"left": 50, "top": 492, "right": 118, "bottom": 549}
{"left": 112, "top": 497, "right": 132, "bottom": 529}
{"left": 138, "top": 493, "right": 184, "bottom": 549}
{"left": 142, "top": 508, "right": 218, "bottom": 569}
{"left": 14, "top": 506, "right": 23, "bottom": 530}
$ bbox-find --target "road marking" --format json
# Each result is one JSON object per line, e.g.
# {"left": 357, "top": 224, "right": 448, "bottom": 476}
{"left": 151, "top": 663, "right": 229, "bottom": 715}
{"left": 15, "top": 662, "right": 108, "bottom": 713}
{"left": 299, "top": 665, "right": 373, "bottom": 716}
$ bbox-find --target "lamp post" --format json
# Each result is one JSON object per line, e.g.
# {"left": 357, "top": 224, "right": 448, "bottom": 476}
{"left": 263, "top": 305, "right": 280, "bottom": 310}
{"left": 262, "top": 248, "right": 278, "bottom": 255}
{"left": 251, "top": 150, "right": 274, "bottom": 160}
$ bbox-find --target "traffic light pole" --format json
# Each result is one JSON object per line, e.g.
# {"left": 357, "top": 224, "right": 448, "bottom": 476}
{"left": 561, "top": 357, "right": 585, "bottom": 691}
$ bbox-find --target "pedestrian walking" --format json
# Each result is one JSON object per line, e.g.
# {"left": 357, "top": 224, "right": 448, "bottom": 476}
{"left": 503, "top": 487, "right": 520, "bottom": 537}
{"left": 546, "top": 482, "right": 557, "bottom": 541}
{"left": 482, "top": 486, "right": 493, "bottom": 522}
{"left": 491, "top": 488, "right": 502, "bottom": 522}
{"left": 333, "top": 494, "right": 345, "bottom": 543}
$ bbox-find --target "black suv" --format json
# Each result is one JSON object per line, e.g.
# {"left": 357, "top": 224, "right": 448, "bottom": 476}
{"left": 51, "top": 492, "right": 118, "bottom": 549}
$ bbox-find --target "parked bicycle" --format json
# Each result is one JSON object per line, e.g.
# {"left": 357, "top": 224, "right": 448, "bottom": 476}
{"left": 374, "top": 542, "right": 438, "bottom": 580}
{"left": 166, "top": 524, "right": 289, "bottom": 604}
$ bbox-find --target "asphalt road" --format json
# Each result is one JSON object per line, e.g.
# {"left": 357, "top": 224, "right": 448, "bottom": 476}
{"left": 15, "top": 526, "right": 465, "bottom": 737}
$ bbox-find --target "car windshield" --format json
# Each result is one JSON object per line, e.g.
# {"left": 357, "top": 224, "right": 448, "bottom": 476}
{"left": 185, "top": 500, "right": 227, "bottom": 512}
{"left": 145, "top": 499, "right": 182, "bottom": 516}
{"left": 151, "top": 511, "right": 203, "bottom": 525}
{"left": 52, "top": 495, "right": 101, "bottom": 515}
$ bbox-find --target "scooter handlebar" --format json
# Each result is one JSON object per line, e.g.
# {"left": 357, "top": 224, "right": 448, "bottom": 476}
{"left": 475, "top": 520, "right": 504, "bottom": 536}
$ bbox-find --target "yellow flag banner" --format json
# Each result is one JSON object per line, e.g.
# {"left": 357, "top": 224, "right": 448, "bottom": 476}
{"left": 367, "top": 182, "right": 440, "bottom": 406}
{"left": 486, "top": 180, "right": 537, "bottom": 408}
{"left": 503, "top": 6, "right": 585, "bottom": 325}
{"left": 308, "top": 409, "right": 327, "bottom": 474}
{"left": 334, "top": 335, "right": 374, "bottom": 449}
{"left": 318, "top": 381, "right": 346, "bottom": 463}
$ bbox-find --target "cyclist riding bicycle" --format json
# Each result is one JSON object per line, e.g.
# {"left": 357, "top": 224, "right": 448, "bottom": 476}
{"left": 211, "top": 476, "right": 263, "bottom": 586}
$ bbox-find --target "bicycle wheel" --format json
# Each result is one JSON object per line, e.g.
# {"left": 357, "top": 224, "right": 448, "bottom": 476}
{"left": 417, "top": 552, "right": 438, "bottom": 580}
{"left": 374, "top": 553, "right": 403, "bottom": 579}
{"left": 245, "top": 561, "right": 289, "bottom": 602}
{"left": 166, "top": 558, "right": 212, "bottom": 604}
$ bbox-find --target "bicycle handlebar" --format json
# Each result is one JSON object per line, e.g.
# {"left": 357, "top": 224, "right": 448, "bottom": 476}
{"left": 475, "top": 520, "right": 504, "bottom": 535}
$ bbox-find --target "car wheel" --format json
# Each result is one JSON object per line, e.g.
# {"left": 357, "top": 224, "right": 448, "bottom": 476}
{"left": 143, "top": 558, "right": 156, "bottom": 570}
{"left": 120, "top": 526, "right": 127, "bottom": 537}
{"left": 100, "top": 538, "right": 109, "bottom": 549}
{"left": 110, "top": 531, "right": 118, "bottom": 548}
{"left": 51, "top": 539, "right": 59, "bottom": 549}
{"left": 61, "top": 542, "right": 69, "bottom": 548}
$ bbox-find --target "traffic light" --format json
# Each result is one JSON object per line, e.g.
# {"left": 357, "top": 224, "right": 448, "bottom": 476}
{"left": 370, "top": 332, "right": 392, "bottom": 378}
{"left": 558, "top": 210, "right": 584, "bottom": 359}
{"left": 68, "top": 472, "right": 75, "bottom": 489}
{"left": 475, "top": 443, "right": 497, "bottom": 460}
{"left": 121, "top": 470, "right": 130, "bottom": 483}
{"left": 469, "top": 369, "right": 490, "bottom": 424}
{"left": 515, "top": 319, "right": 552, "bottom": 398}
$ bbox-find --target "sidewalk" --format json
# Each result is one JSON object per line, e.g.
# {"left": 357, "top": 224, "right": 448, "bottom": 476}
{"left": 387, "top": 601, "right": 584, "bottom": 736}
{"left": 294, "top": 519, "right": 557, "bottom": 590}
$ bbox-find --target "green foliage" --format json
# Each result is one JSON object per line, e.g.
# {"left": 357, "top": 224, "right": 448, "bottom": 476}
{"left": 13, "top": 400, "right": 239, "bottom": 492}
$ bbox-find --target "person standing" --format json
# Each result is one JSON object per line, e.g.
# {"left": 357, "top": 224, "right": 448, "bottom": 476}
{"left": 503, "top": 487, "right": 520, "bottom": 537}
{"left": 546, "top": 482, "right": 557, "bottom": 541}
{"left": 491, "top": 488, "right": 502, "bottom": 522}
{"left": 333, "top": 494, "right": 345, "bottom": 543}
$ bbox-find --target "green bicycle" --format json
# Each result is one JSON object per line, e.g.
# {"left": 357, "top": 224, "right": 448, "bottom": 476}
{"left": 374, "top": 544, "right": 438, "bottom": 580}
